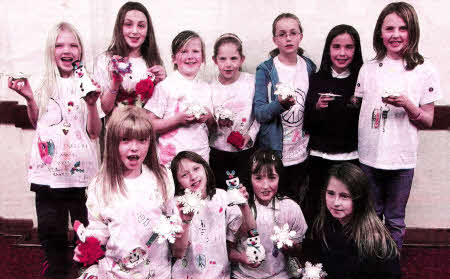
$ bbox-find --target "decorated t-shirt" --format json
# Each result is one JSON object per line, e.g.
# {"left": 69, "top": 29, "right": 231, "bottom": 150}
{"left": 85, "top": 165, "right": 175, "bottom": 279}
{"left": 28, "top": 77, "right": 99, "bottom": 188}
{"left": 94, "top": 53, "right": 155, "bottom": 108}
{"left": 144, "top": 71, "right": 213, "bottom": 166}
{"left": 172, "top": 189, "right": 242, "bottom": 279}
{"left": 210, "top": 72, "right": 260, "bottom": 152}
{"left": 274, "top": 56, "right": 310, "bottom": 166}
{"left": 355, "top": 57, "right": 441, "bottom": 169}
{"left": 232, "top": 197, "right": 307, "bottom": 279}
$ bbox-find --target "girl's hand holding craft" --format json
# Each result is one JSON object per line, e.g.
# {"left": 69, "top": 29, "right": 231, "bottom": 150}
{"left": 148, "top": 65, "right": 166, "bottom": 83}
{"left": 8, "top": 77, "right": 33, "bottom": 101}
{"left": 316, "top": 95, "right": 335, "bottom": 110}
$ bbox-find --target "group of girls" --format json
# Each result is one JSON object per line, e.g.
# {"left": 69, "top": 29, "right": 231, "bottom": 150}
{"left": 8, "top": 1, "right": 441, "bottom": 279}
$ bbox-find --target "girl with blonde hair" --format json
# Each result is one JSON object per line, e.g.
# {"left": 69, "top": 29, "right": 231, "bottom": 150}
{"left": 8, "top": 22, "right": 101, "bottom": 279}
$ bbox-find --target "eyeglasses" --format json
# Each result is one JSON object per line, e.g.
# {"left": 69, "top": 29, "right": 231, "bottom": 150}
{"left": 275, "top": 31, "right": 301, "bottom": 39}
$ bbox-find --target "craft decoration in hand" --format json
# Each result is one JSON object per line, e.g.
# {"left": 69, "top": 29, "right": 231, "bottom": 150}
{"left": 246, "top": 230, "right": 266, "bottom": 264}
{"left": 274, "top": 83, "right": 295, "bottom": 100}
{"left": 1, "top": 71, "right": 31, "bottom": 88}
{"left": 110, "top": 56, "right": 132, "bottom": 76}
{"left": 72, "top": 60, "right": 98, "bottom": 98}
{"left": 270, "top": 223, "right": 297, "bottom": 249}
{"left": 215, "top": 106, "right": 234, "bottom": 121}
{"left": 185, "top": 104, "right": 208, "bottom": 119}
{"left": 177, "top": 188, "right": 205, "bottom": 215}
{"left": 382, "top": 86, "right": 404, "bottom": 98}
{"left": 300, "top": 262, "right": 327, "bottom": 279}
{"left": 318, "top": 93, "right": 342, "bottom": 98}
{"left": 227, "top": 131, "right": 245, "bottom": 149}
{"left": 225, "top": 170, "right": 246, "bottom": 206}
{"left": 73, "top": 220, "right": 105, "bottom": 267}
{"left": 1, "top": 71, "right": 31, "bottom": 80}
{"left": 153, "top": 215, "right": 183, "bottom": 244}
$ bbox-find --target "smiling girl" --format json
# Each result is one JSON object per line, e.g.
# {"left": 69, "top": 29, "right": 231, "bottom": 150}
{"left": 231, "top": 149, "right": 307, "bottom": 279}
{"left": 209, "top": 33, "right": 259, "bottom": 189}
{"left": 303, "top": 24, "right": 363, "bottom": 226}
{"left": 144, "top": 31, "right": 215, "bottom": 166}
{"left": 8, "top": 22, "right": 101, "bottom": 278}
{"left": 95, "top": 1, "right": 165, "bottom": 114}
{"left": 170, "top": 151, "right": 256, "bottom": 278}
{"left": 253, "top": 13, "right": 316, "bottom": 205}
{"left": 313, "top": 163, "right": 400, "bottom": 279}
{"left": 355, "top": 2, "right": 441, "bottom": 248}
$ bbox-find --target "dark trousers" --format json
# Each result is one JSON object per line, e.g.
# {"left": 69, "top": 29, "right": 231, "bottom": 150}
{"left": 32, "top": 184, "right": 88, "bottom": 278}
{"left": 209, "top": 147, "right": 254, "bottom": 190}
{"left": 281, "top": 159, "right": 309, "bottom": 206}
{"left": 359, "top": 164, "right": 414, "bottom": 248}
{"left": 303, "top": 156, "right": 359, "bottom": 228}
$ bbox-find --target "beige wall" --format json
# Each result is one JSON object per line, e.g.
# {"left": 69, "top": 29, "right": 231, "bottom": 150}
{"left": 0, "top": 0, "right": 449, "bottom": 228}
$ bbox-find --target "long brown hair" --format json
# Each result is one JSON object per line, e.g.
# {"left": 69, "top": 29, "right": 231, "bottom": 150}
{"left": 92, "top": 106, "right": 168, "bottom": 206}
{"left": 170, "top": 151, "right": 216, "bottom": 199}
{"left": 373, "top": 1, "right": 423, "bottom": 70}
{"left": 313, "top": 163, "right": 398, "bottom": 260}
{"left": 107, "top": 1, "right": 163, "bottom": 67}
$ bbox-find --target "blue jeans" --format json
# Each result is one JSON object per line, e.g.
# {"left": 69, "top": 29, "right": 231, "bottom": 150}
{"left": 359, "top": 164, "right": 414, "bottom": 248}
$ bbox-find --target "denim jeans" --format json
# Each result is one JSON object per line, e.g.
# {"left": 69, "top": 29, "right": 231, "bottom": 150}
{"left": 359, "top": 164, "right": 414, "bottom": 248}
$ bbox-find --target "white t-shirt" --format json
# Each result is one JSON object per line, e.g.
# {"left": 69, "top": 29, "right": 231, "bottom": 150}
{"left": 144, "top": 71, "right": 213, "bottom": 166}
{"left": 209, "top": 72, "right": 260, "bottom": 152}
{"left": 355, "top": 57, "right": 441, "bottom": 169}
{"left": 85, "top": 165, "right": 175, "bottom": 279}
{"left": 233, "top": 197, "right": 307, "bottom": 279}
{"left": 172, "top": 189, "right": 242, "bottom": 279}
{"left": 28, "top": 77, "right": 100, "bottom": 188}
{"left": 274, "top": 56, "right": 310, "bottom": 166}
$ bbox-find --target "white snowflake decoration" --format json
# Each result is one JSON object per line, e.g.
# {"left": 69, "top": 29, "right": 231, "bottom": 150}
{"left": 177, "top": 189, "right": 205, "bottom": 215}
{"left": 383, "top": 86, "right": 404, "bottom": 98}
{"left": 153, "top": 215, "right": 183, "bottom": 244}
{"left": 274, "top": 83, "right": 295, "bottom": 100}
{"left": 215, "top": 106, "right": 234, "bottom": 121}
{"left": 186, "top": 104, "right": 208, "bottom": 119}
{"left": 301, "top": 262, "right": 327, "bottom": 279}
{"left": 1, "top": 71, "right": 31, "bottom": 79}
{"left": 270, "top": 223, "right": 296, "bottom": 249}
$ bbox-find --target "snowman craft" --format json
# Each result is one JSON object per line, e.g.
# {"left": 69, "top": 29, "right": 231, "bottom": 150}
{"left": 245, "top": 229, "right": 266, "bottom": 265}
{"left": 72, "top": 60, "right": 98, "bottom": 98}
{"left": 225, "top": 170, "right": 247, "bottom": 206}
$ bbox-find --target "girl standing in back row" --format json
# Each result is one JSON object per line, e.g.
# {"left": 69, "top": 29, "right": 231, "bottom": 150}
{"left": 355, "top": 2, "right": 441, "bottom": 248}
{"left": 253, "top": 13, "right": 316, "bottom": 204}
{"left": 8, "top": 22, "right": 101, "bottom": 279}
{"left": 303, "top": 24, "right": 363, "bottom": 226}
{"left": 95, "top": 1, "right": 166, "bottom": 114}
{"left": 209, "top": 33, "right": 259, "bottom": 189}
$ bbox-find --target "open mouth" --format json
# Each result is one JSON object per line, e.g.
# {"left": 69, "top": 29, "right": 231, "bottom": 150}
{"left": 61, "top": 57, "right": 73, "bottom": 63}
{"left": 127, "top": 155, "right": 140, "bottom": 161}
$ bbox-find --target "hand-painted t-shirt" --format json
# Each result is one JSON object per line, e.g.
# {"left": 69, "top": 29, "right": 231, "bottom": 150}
{"left": 85, "top": 165, "right": 175, "bottom": 279}
{"left": 274, "top": 56, "right": 310, "bottom": 166}
{"left": 210, "top": 72, "right": 260, "bottom": 152}
{"left": 172, "top": 189, "right": 242, "bottom": 279}
{"left": 144, "top": 71, "right": 213, "bottom": 166}
{"left": 28, "top": 77, "right": 99, "bottom": 188}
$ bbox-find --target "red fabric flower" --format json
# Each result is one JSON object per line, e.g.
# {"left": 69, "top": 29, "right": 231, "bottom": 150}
{"left": 227, "top": 131, "right": 245, "bottom": 149}
{"left": 135, "top": 77, "right": 155, "bottom": 103}
{"left": 76, "top": 237, "right": 105, "bottom": 267}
